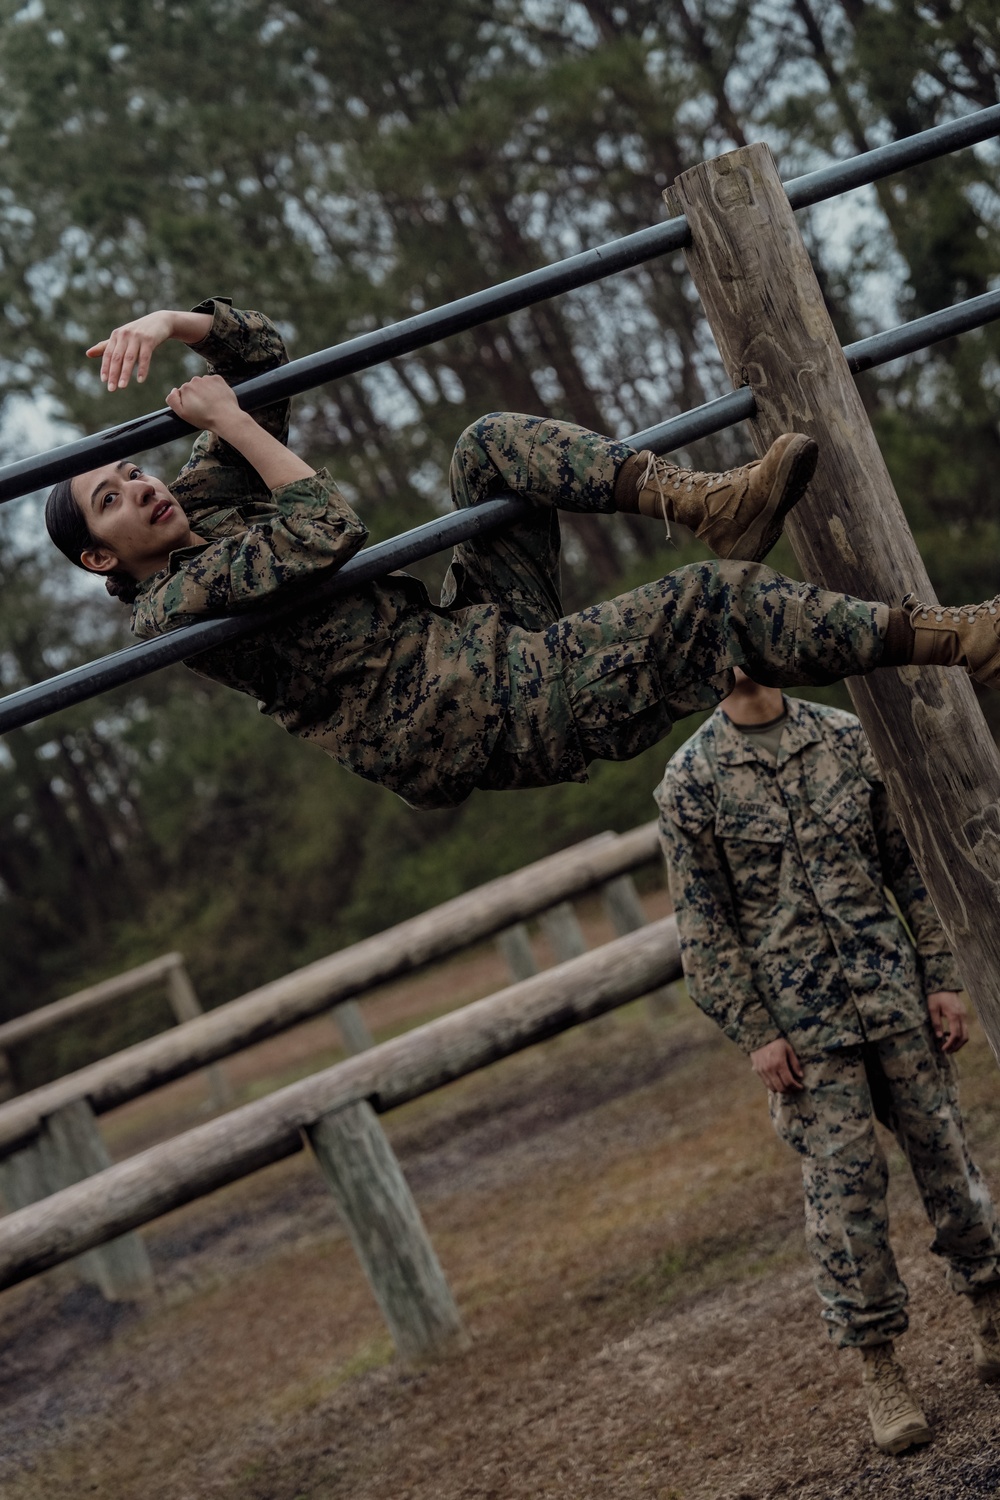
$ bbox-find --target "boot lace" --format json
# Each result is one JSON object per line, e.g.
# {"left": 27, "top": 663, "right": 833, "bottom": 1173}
{"left": 865, "top": 1347, "right": 919, "bottom": 1427}
{"left": 638, "top": 451, "right": 673, "bottom": 544}
{"left": 903, "top": 591, "right": 1000, "bottom": 625}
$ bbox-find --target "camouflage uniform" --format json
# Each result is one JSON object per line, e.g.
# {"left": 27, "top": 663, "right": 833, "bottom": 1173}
{"left": 656, "top": 699, "right": 1000, "bottom": 1347}
{"left": 132, "top": 299, "right": 891, "bottom": 810}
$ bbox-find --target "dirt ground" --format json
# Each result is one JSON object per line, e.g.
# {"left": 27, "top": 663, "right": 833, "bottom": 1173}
{"left": 1, "top": 906, "right": 999, "bottom": 1500}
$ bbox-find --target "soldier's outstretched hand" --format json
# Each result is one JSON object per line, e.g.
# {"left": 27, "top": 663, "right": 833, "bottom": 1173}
{"left": 87, "top": 310, "right": 177, "bottom": 392}
{"left": 751, "top": 1036, "right": 804, "bottom": 1093}
{"left": 86, "top": 307, "right": 214, "bottom": 393}
{"left": 927, "top": 990, "right": 969, "bottom": 1053}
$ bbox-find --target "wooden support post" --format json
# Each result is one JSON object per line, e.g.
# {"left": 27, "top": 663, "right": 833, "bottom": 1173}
{"left": 306, "top": 1100, "right": 468, "bottom": 1362}
{"left": 0, "top": 1101, "right": 153, "bottom": 1301}
{"left": 331, "top": 1000, "right": 374, "bottom": 1056}
{"left": 539, "top": 902, "right": 588, "bottom": 964}
{"left": 0, "top": 919, "right": 682, "bottom": 1287}
{"left": 166, "top": 961, "right": 232, "bottom": 1110}
{"left": 495, "top": 923, "right": 539, "bottom": 983}
{"left": 600, "top": 873, "right": 647, "bottom": 934}
{"left": 0, "top": 1135, "right": 49, "bottom": 1215}
{"left": 668, "top": 144, "right": 1000, "bottom": 1062}
{"left": 600, "top": 876, "right": 679, "bottom": 1016}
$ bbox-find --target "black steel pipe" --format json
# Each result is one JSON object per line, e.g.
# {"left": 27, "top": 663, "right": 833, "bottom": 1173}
{"left": 4, "top": 283, "right": 1000, "bottom": 738}
{"left": 1, "top": 105, "right": 998, "bottom": 506}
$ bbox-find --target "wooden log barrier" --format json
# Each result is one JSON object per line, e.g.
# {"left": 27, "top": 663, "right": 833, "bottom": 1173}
{"left": 164, "top": 959, "right": 232, "bottom": 1109}
{"left": 308, "top": 1101, "right": 468, "bottom": 1361}
{"left": 0, "top": 917, "right": 681, "bottom": 1290}
{"left": 0, "top": 824, "right": 660, "bottom": 1155}
{"left": 667, "top": 145, "right": 1000, "bottom": 1061}
{"left": 0, "top": 952, "right": 229, "bottom": 1110}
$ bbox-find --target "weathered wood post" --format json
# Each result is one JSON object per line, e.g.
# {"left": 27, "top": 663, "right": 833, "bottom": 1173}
{"left": 539, "top": 902, "right": 588, "bottom": 964}
{"left": 0, "top": 1100, "right": 153, "bottom": 1300}
{"left": 496, "top": 923, "right": 539, "bottom": 983}
{"left": 330, "top": 1001, "right": 375, "bottom": 1055}
{"left": 668, "top": 144, "right": 1000, "bottom": 1061}
{"left": 306, "top": 1100, "right": 468, "bottom": 1362}
{"left": 165, "top": 959, "right": 233, "bottom": 1110}
{"left": 601, "top": 875, "right": 679, "bottom": 1015}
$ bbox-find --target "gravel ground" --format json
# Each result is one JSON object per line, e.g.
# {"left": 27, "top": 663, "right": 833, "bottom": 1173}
{"left": 0, "top": 993, "right": 997, "bottom": 1499}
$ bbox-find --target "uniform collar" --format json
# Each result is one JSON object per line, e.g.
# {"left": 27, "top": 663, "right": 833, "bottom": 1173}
{"left": 132, "top": 541, "right": 209, "bottom": 601}
{"left": 712, "top": 695, "right": 824, "bottom": 768}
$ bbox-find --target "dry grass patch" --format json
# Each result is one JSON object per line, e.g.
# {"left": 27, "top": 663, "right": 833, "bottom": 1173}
{"left": 0, "top": 998, "right": 998, "bottom": 1499}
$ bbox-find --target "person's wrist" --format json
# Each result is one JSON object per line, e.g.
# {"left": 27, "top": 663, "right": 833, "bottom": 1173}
{"left": 206, "top": 405, "right": 252, "bottom": 442}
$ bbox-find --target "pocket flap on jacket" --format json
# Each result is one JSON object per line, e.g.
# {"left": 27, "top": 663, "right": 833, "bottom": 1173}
{"left": 715, "top": 798, "right": 789, "bottom": 843}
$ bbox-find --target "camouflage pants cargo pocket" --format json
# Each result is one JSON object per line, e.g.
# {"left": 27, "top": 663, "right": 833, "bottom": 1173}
{"left": 769, "top": 1029, "right": 1000, "bottom": 1348}
{"left": 564, "top": 634, "right": 674, "bottom": 763}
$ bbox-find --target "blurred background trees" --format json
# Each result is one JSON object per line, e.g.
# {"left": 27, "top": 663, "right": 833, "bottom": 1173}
{"left": 0, "top": 0, "right": 997, "bottom": 1021}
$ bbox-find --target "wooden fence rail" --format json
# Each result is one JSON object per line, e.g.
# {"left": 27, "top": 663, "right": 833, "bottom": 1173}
{"left": 0, "top": 952, "right": 230, "bottom": 1111}
{"left": 0, "top": 918, "right": 681, "bottom": 1357}
{"left": 0, "top": 821, "right": 662, "bottom": 1157}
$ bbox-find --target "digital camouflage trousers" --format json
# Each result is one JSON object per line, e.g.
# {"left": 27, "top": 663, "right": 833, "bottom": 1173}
{"left": 441, "top": 412, "right": 891, "bottom": 791}
{"left": 770, "top": 1024, "right": 1000, "bottom": 1348}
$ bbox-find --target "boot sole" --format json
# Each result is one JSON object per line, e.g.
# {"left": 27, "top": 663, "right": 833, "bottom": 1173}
{"left": 729, "top": 434, "right": 819, "bottom": 563}
{"left": 873, "top": 1421, "right": 934, "bottom": 1456}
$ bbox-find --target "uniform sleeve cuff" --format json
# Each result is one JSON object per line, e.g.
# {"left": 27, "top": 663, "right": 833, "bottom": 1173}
{"left": 921, "top": 955, "right": 964, "bottom": 995}
{"left": 187, "top": 298, "right": 246, "bottom": 369}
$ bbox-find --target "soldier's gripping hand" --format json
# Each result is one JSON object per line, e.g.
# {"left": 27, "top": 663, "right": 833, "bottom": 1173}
{"left": 86, "top": 308, "right": 213, "bottom": 392}
{"left": 927, "top": 990, "right": 969, "bottom": 1053}
{"left": 751, "top": 1036, "right": 804, "bottom": 1093}
{"left": 166, "top": 374, "right": 241, "bottom": 434}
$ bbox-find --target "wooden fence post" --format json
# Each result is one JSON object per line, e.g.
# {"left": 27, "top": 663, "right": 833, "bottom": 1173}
{"left": 495, "top": 923, "right": 539, "bottom": 983}
{"left": 668, "top": 144, "right": 1000, "bottom": 1062}
{"left": 306, "top": 1100, "right": 468, "bottom": 1362}
{"left": 166, "top": 960, "right": 232, "bottom": 1110}
{"left": 331, "top": 1001, "right": 375, "bottom": 1056}
{"left": 539, "top": 902, "right": 588, "bottom": 964}
{"left": 600, "top": 875, "right": 679, "bottom": 1015}
{"left": 0, "top": 1101, "right": 153, "bottom": 1301}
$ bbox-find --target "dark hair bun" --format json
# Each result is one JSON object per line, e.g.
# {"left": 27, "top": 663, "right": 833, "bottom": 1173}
{"left": 105, "top": 572, "right": 140, "bottom": 604}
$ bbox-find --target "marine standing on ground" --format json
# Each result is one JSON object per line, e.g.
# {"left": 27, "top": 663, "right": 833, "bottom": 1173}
{"left": 656, "top": 671, "right": 1000, "bottom": 1455}
{"left": 43, "top": 298, "right": 1000, "bottom": 807}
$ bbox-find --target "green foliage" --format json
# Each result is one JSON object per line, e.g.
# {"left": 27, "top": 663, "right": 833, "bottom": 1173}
{"left": 0, "top": 0, "right": 997, "bottom": 1062}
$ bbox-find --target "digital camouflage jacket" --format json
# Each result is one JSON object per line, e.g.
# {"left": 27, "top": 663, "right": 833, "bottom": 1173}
{"left": 130, "top": 298, "right": 509, "bottom": 809}
{"left": 654, "top": 698, "right": 962, "bottom": 1056}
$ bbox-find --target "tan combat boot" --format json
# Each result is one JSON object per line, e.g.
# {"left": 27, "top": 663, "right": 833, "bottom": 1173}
{"left": 904, "top": 593, "right": 1000, "bottom": 689}
{"left": 633, "top": 432, "right": 818, "bottom": 562}
{"left": 860, "top": 1342, "right": 933, "bottom": 1455}
{"left": 969, "top": 1283, "right": 1000, "bottom": 1382}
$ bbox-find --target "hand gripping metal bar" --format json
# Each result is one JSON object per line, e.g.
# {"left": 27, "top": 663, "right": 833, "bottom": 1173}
{"left": 3, "top": 282, "right": 1000, "bottom": 737}
{"left": 0, "top": 105, "right": 997, "bottom": 505}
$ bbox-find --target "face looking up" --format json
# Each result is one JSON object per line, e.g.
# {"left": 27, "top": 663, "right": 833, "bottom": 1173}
{"left": 74, "top": 460, "right": 194, "bottom": 582}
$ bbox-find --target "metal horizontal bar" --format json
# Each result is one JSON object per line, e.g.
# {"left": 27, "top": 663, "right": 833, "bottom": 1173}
{"left": 4, "top": 280, "right": 1000, "bottom": 739}
{"left": 844, "top": 286, "right": 1000, "bottom": 372}
{"left": 0, "top": 216, "right": 692, "bottom": 504}
{"left": 1, "top": 106, "right": 998, "bottom": 506}
{"left": 784, "top": 103, "right": 1000, "bottom": 210}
